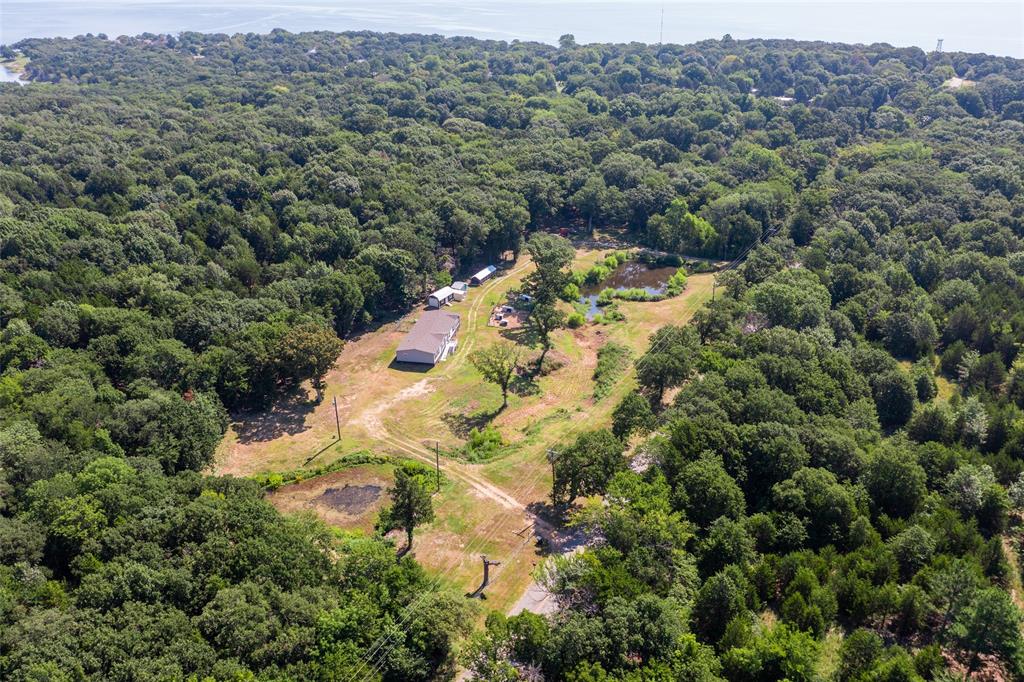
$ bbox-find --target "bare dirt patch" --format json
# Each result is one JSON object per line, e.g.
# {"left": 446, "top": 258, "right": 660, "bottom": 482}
{"left": 232, "top": 389, "right": 317, "bottom": 445}
{"left": 942, "top": 76, "right": 977, "bottom": 89}
{"left": 487, "top": 307, "right": 528, "bottom": 330}
{"left": 355, "top": 377, "right": 436, "bottom": 438}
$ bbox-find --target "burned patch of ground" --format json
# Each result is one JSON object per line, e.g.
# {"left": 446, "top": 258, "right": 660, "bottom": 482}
{"left": 267, "top": 465, "right": 392, "bottom": 533}
{"left": 317, "top": 484, "right": 382, "bottom": 515}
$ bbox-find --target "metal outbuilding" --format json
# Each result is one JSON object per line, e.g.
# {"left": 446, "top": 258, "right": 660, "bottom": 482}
{"left": 470, "top": 265, "right": 497, "bottom": 285}
{"left": 428, "top": 286, "right": 457, "bottom": 308}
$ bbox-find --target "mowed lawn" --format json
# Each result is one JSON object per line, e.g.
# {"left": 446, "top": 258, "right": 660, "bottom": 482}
{"left": 218, "top": 248, "right": 716, "bottom": 613}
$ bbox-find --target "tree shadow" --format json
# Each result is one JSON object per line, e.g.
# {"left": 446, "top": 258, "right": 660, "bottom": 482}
{"left": 499, "top": 324, "right": 537, "bottom": 347}
{"left": 526, "top": 500, "right": 560, "bottom": 527}
{"left": 442, "top": 406, "right": 502, "bottom": 437}
{"left": 232, "top": 388, "right": 317, "bottom": 445}
{"left": 525, "top": 501, "right": 588, "bottom": 554}
{"left": 510, "top": 372, "right": 541, "bottom": 397}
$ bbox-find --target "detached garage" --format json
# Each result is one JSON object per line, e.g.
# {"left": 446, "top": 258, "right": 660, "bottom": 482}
{"left": 470, "top": 265, "right": 497, "bottom": 285}
{"left": 395, "top": 311, "right": 461, "bottom": 365}
{"left": 428, "top": 286, "right": 456, "bottom": 308}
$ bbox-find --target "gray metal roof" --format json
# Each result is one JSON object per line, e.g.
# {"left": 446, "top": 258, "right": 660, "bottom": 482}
{"left": 471, "top": 265, "right": 497, "bottom": 280}
{"left": 396, "top": 310, "right": 460, "bottom": 353}
{"left": 429, "top": 286, "right": 456, "bottom": 300}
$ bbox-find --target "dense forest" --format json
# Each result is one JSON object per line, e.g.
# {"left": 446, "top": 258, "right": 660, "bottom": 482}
{"left": 2, "top": 26, "right": 1024, "bottom": 681}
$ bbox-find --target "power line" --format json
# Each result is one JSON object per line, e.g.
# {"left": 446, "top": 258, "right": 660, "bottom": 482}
{"left": 351, "top": 226, "right": 786, "bottom": 681}
{"left": 346, "top": 225, "right": 788, "bottom": 681}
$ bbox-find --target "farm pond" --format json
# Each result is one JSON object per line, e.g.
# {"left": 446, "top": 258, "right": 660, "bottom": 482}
{"left": 579, "top": 261, "right": 679, "bottom": 318}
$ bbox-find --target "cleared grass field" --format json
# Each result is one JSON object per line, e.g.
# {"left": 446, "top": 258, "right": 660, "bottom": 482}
{"left": 217, "top": 248, "right": 716, "bottom": 613}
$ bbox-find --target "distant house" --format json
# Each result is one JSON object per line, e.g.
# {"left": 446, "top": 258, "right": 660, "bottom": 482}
{"left": 471, "top": 265, "right": 497, "bottom": 285}
{"left": 395, "top": 311, "right": 460, "bottom": 365}
{"left": 428, "top": 286, "right": 456, "bottom": 308}
{"left": 451, "top": 281, "right": 469, "bottom": 300}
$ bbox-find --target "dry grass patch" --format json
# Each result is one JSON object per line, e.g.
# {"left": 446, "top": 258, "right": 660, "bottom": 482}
{"left": 217, "top": 251, "right": 718, "bottom": 611}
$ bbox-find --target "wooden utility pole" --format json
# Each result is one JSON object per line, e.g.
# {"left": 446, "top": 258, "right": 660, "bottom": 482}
{"left": 468, "top": 556, "right": 502, "bottom": 599}
{"left": 435, "top": 441, "right": 441, "bottom": 493}
{"left": 332, "top": 396, "right": 341, "bottom": 440}
{"left": 546, "top": 448, "right": 559, "bottom": 483}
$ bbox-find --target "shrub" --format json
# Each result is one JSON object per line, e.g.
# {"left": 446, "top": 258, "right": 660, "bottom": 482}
{"left": 562, "top": 282, "right": 581, "bottom": 302}
{"left": 611, "top": 287, "right": 662, "bottom": 302}
{"left": 665, "top": 268, "right": 688, "bottom": 296}
{"left": 251, "top": 451, "right": 384, "bottom": 489}
{"left": 597, "top": 287, "right": 617, "bottom": 305}
{"left": 464, "top": 426, "right": 505, "bottom": 462}
{"left": 584, "top": 265, "right": 610, "bottom": 285}
{"left": 593, "top": 342, "right": 632, "bottom": 400}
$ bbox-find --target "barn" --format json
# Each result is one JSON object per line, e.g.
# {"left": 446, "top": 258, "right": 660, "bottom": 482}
{"left": 428, "top": 286, "right": 456, "bottom": 308}
{"left": 395, "top": 311, "right": 461, "bottom": 365}
{"left": 471, "top": 265, "right": 497, "bottom": 285}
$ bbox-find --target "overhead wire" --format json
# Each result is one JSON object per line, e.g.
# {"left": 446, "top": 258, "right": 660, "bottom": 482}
{"left": 345, "top": 223, "right": 788, "bottom": 681}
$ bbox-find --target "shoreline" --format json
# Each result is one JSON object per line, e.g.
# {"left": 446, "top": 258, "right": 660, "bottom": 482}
{"left": 0, "top": 55, "right": 29, "bottom": 85}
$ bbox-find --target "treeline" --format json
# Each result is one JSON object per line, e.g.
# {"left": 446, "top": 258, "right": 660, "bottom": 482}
{"left": 1, "top": 27, "right": 1024, "bottom": 681}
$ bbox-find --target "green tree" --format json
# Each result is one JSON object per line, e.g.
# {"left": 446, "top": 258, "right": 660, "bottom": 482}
{"left": 380, "top": 465, "right": 435, "bottom": 554}
{"left": 871, "top": 370, "right": 916, "bottom": 429}
{"left": 950, "top": 587, "right": 1024, "bottom": 676}
{"left": 277, "top": 323, "right": 345, "bottom": 401}
{"left": 692, "top": 567, "right": 750, "bottom": 644}
{"left": 836, "top": 628, "right": 883, "bottom": 682}
{"left": 771, "top": 467, "right": 856, "bottom": 548}
{"left": 469, "top": 342, "right": 522, "bottom": 409}
{"left": 635, "top": 325, "right": 697, "bottom": 405}
{"left": 861, "top": 444, "right": 927, "bottom": 519}
{"left": 611, "top": 390, "right": 655, "bottom": 441}
{"left": 675, "top": 456, "right": 745, "bottom": 528}
{"left": 721, "top": 624, "right": 819, "bottom": 682}
{"left": 524, "top": 233, "right": 574, "bottom": 304}
{"left": 552, "top": 429, "right": 625, "bottom": 507}
{"left": 528, "top": 301, "right": 567, "bottom": 367}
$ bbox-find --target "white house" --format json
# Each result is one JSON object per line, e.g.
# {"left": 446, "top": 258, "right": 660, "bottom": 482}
{"left": 470, "top": 265, "right": 497, "bottom": 285}
{"left": 428, "top": 286, "right": 456, "bottom": 308}
{"left": 395, "top": 311, "right": 460, "bottom": 365}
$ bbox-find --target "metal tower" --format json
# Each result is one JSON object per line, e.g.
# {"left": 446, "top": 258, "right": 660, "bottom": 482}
{"left": 936, "top": 38, "right": 943, "bottom": 52}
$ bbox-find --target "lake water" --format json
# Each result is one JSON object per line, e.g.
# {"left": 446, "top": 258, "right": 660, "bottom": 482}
{"left": 0, "top": 1, "right": 1021, "bottom": 58}
{"left": 0, "top": 65, "right": 26, "bottom": 85}
{"left": 579, "top": 261, "right": 678, "bottom": 318}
